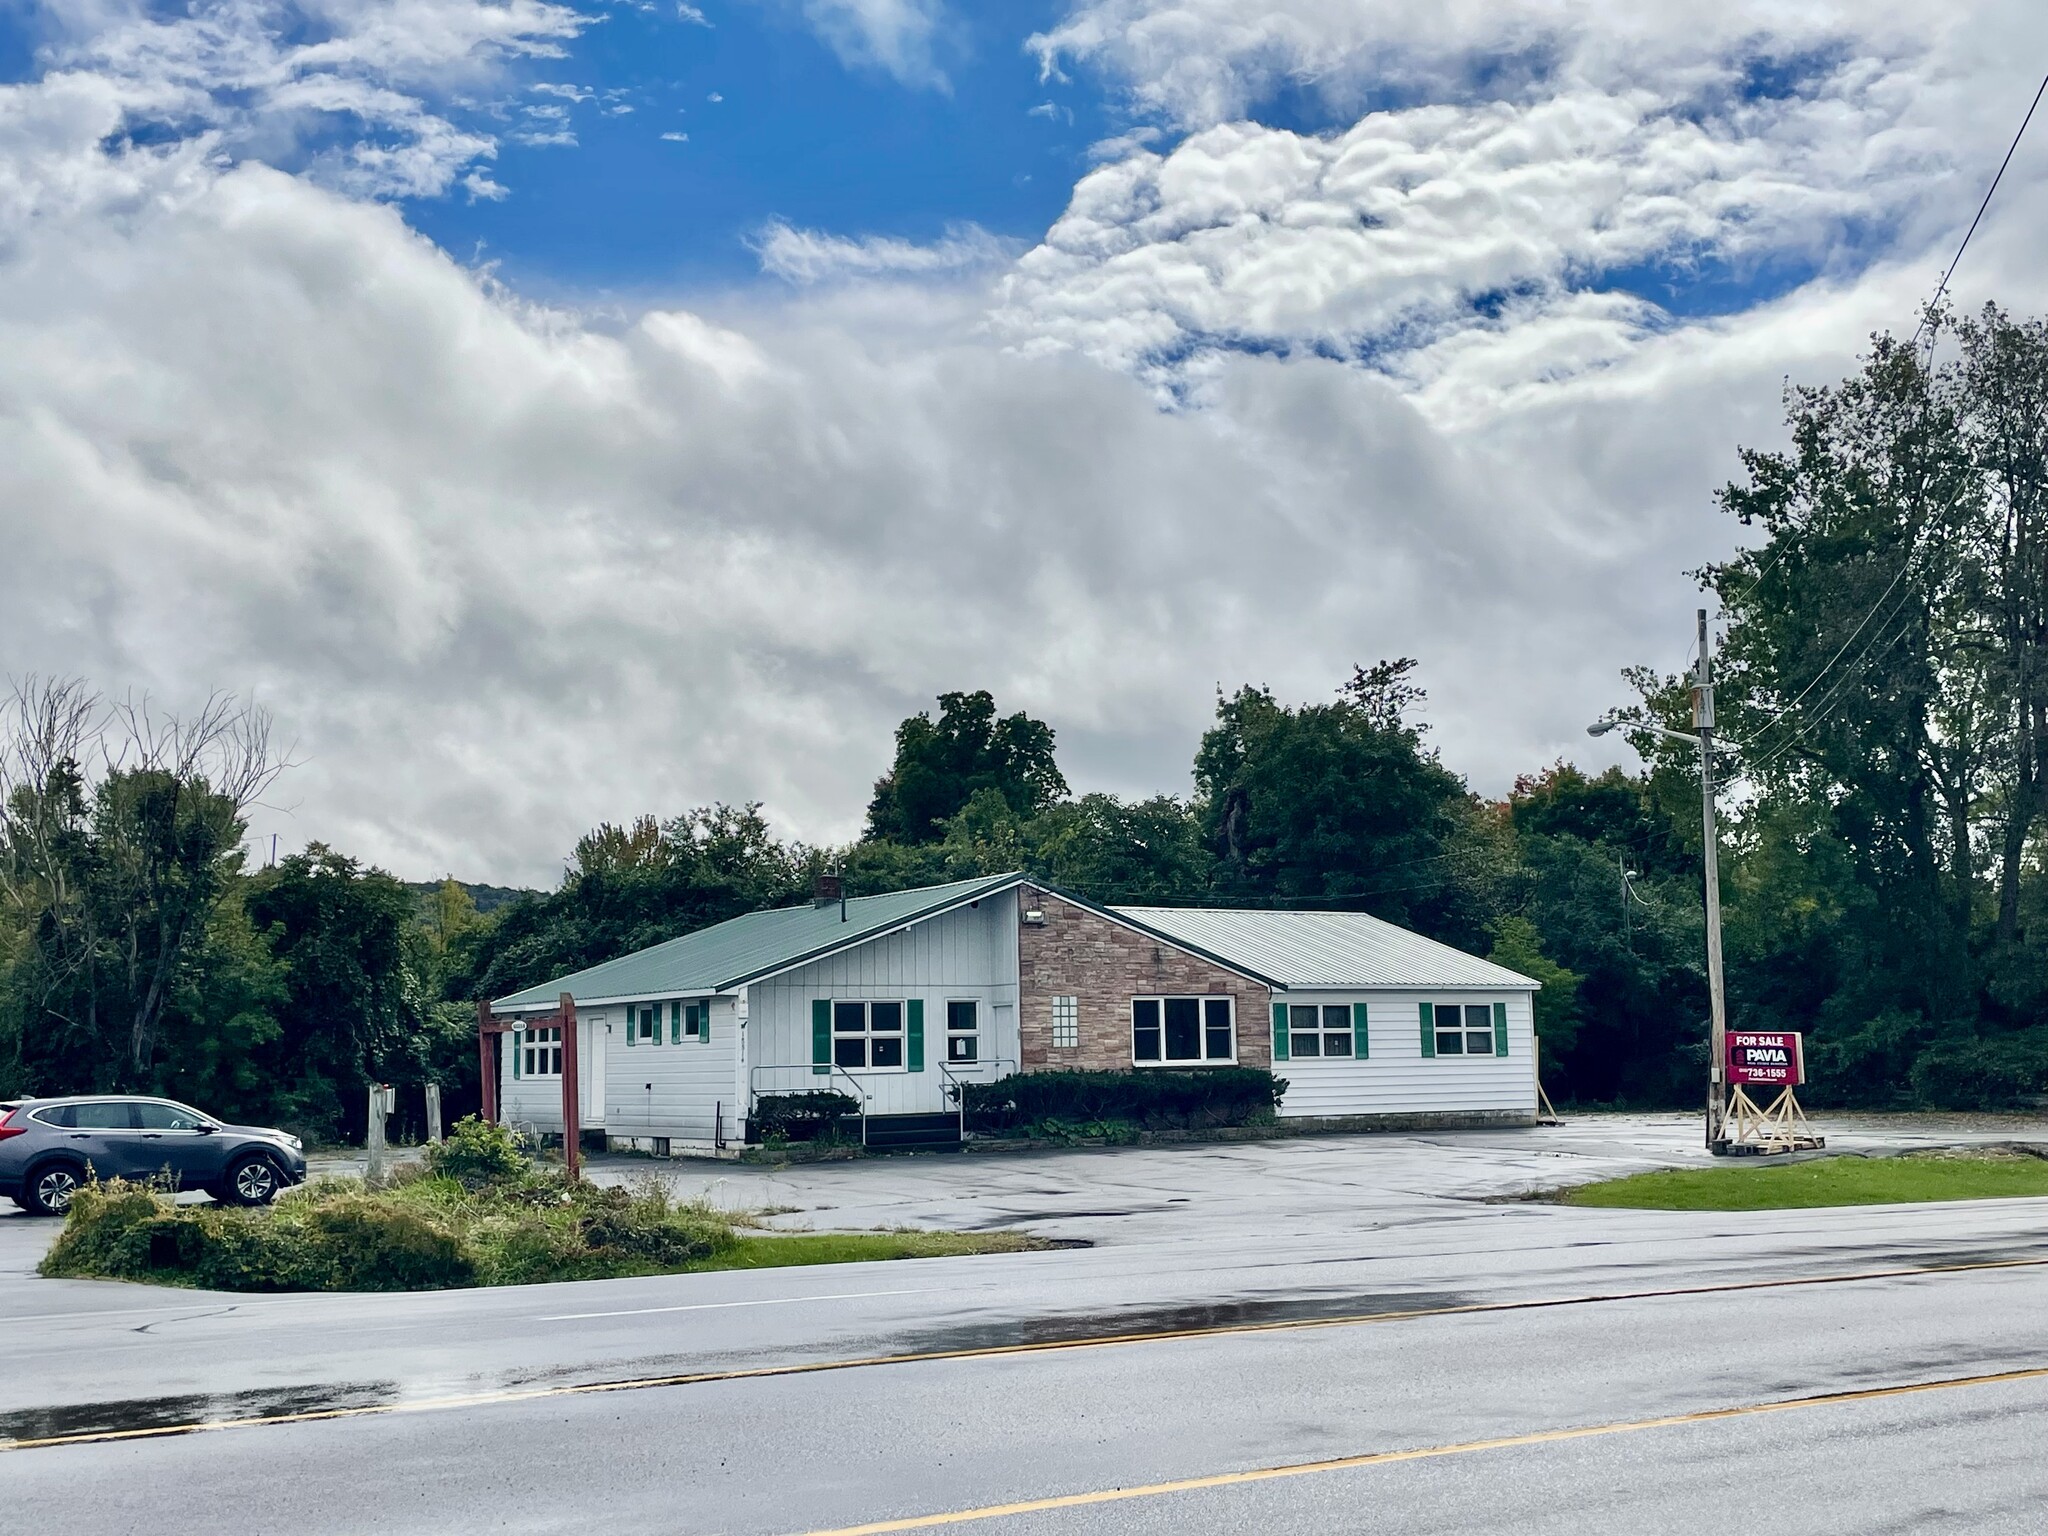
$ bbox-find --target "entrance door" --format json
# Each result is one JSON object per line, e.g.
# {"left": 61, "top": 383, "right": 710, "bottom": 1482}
{"left": 582, "top": 1016, "right": 607, "bottom": 1127}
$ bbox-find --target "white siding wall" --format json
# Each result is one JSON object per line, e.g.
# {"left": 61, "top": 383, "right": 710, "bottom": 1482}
{"left": 747, "top": 892, "right": 1020, "bottom": 1118}
{"left": 1274, "top": 990, "right": 1537, "bottom": 1119}
{"left": 500, "top": 1000, "right": 743, "bottom": 1148}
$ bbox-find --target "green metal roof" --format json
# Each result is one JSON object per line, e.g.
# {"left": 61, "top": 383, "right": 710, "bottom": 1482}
{"left": 1112, "top": 906, "right": 1539, "bottom": 991}
{"left": 492, "top": 872, "right": 1023, "bottom": 1011}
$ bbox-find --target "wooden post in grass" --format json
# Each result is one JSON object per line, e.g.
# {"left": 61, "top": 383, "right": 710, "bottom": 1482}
{"left": 424, "top": 1083, "right": 444, "bottom": 1145}
{"left": 560, "top": 992, "right": 582, "bottom": 1182}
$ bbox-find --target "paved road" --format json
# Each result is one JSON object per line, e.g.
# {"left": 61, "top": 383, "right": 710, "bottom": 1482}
{"left": 7, "top": 1116, "right": 2048, "bottom": 1533}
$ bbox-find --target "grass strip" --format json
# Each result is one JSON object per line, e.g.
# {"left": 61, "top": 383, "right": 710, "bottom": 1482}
{"left": 1560, "top": 1151, "right": 2048, "bottom": 1211}
{"left": 684, "top": 1230, "right": 1050, "bottom": 1272}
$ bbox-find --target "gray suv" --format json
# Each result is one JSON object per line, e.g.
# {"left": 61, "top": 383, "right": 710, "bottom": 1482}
{"left": 0, "top": 1096, "right": 307, "bottom": 1216}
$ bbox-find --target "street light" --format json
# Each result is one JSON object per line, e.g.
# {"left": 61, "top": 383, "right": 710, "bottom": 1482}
{"left": 1587, "top": 610, "right": 1736, "bottom": 1153}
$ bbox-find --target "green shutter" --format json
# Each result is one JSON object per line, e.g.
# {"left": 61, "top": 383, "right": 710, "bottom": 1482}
{"left": 1272, "top": 1002, "right": 1289, "bottom": 1062}
{"left": 907, "top": 999, "right": 925, "bottom": 1072}
{"left": 699, "top": 1002, "right": 712, "bottom": 1045}
{"left": 625, "top": 1005, "right": 637, "bottom": 1047}
{"left": 671, "top": 1000, "right": 682, "bottom": 1044}
{"left": 1493, "top": 1000, "right": 1509, "bottom": 1057}
{"left": 511, "top": 1027, "right": 522, "bottom": 1079}
{"left": 1352, "top": 1002, "right": 1370, "bottom": 1059}
{"left": 1420, "top": 1002, "right": 1435, "bottom": 1058}
{"left": 811, "top": 999, "right": 831, "bottom": 1075}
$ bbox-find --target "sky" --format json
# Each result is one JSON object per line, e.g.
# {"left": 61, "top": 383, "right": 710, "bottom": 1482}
{"left": 3, "top": 1, "right": 2048, "bottom": 887}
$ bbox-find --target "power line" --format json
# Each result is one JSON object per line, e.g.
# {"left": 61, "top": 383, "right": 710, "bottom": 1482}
{"left": 1699, "top": 70, "right": 2047, "bottom": 755}
{"left": 1910, "top": 69, "right": 2048, "bottom": 353}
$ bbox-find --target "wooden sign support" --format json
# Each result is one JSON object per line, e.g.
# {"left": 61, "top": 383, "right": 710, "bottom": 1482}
{"left": 475, "top": 993, "right": 583, "bottom": 1180}
{"left": 1721, "top": 1082, "right": 1824, "bottom": 1156}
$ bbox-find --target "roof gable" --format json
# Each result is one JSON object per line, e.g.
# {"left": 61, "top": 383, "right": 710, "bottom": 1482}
{"left": 493, "top": 872, "right": 1022, "bottom": 1010}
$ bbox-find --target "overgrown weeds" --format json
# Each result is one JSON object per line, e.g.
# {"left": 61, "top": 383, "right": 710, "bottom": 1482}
{"left": 41, "top": 1117, "right": 740, "bottom": 1291}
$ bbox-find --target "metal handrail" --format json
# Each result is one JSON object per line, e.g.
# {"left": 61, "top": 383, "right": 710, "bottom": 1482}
{"left": 748, "top": 1062, "right": 870, "bottom": 1147}
{"left": 938, "top": 1054, "right": 1016, "bottom": 1141}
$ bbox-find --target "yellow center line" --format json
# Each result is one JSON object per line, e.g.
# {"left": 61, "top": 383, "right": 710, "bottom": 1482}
{"left": 4, "top": 1253, "right": 2044, "bottom": 1454}
{"left": 790, "top": 1365, "right": 2048, "bottom": 1536}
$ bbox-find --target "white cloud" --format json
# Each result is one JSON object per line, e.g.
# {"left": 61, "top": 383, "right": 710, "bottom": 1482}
{"left": 11, "top": 0, "right": 587, "bottom": 201}
{"left": 10, "top": 0, "right": 2048, "bottom": 893}
{"left": 752, "top": 219, "right": 1012, "bottom": 283}
{"left": 678, "top": 3, "right": 712, "bottom": 23}
{"left": 661, "top": 130, "right": 688, "bottom": 141}
{"left": 779, "top": 0, "right": 950, "bottom": 89}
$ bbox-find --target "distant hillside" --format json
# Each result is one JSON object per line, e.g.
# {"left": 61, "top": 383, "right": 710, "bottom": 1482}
{"left": 407, "top": 880, "right": 539, "bottom": 915}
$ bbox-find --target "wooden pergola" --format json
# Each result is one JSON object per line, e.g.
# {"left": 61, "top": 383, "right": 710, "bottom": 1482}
{"left": 476, "top": 992, "right": 583, "bottom": 1180}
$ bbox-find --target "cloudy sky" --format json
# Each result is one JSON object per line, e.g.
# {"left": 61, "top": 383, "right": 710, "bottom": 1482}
{"left": 4, "top": 1, "right": 2046, "bottom": 888}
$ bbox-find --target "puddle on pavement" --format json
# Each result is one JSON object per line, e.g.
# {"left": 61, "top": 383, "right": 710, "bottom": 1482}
{"left": 904, "top": 1289, "right": 1474, "bottom": 1354}
{"left": 0, "top": 1381, "right": 398, "bottom": 1444}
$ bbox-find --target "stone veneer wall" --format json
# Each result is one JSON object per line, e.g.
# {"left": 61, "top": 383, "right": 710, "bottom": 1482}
{"left": 1015, "top": 885, "right": 1272, "bottom": 1072}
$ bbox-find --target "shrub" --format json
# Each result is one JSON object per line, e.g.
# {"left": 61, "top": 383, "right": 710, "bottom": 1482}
{"left": 749, "top": 1090, "right": 863, "bottom": 1143}
{"left": 960, "top": 1069, "right": 1286, "bottom": 1134}
{"left": 1909, "top": 1034, "right": 2048, "bottom": 1110}
{"left": 39, "top": 1168, "right": 736, "bottom": 1293}
{"left": 424, "top": 1115, "right": 532, "bottom": 1188}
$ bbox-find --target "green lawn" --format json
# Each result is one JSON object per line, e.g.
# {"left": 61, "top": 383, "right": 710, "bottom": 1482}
{"left": 1561, "top": 1152, "right": 2048, "bottom": 1211}
{"left": 688, "top": 1230, "right": 1051, "bottom": 1271}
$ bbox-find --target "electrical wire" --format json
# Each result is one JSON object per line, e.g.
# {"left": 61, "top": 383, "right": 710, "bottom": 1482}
{"left": 1910, "top": 69, "right": 2048, "bottom": 354}
{"left": 1692, "top": 70, "right": 2048, "bottom": 763}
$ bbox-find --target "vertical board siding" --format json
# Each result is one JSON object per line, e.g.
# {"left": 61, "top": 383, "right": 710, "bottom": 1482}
{"left": 746, "top": 892, "right": 1020, "bottom": 1118}
{"left": 1272, "top": 990, "right": 1538, "bottom": 1118}
{"left": 499, "top": 1002, "right": 741, "bottom": 1148}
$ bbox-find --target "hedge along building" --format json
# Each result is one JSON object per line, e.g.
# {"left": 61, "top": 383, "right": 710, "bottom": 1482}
{"left": 487, "top": 872, "right": 1540, "bottom": 1152}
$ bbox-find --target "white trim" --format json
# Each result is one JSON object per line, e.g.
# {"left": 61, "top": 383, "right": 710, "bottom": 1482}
{"left": 1130, "top": 994, "right": 1238, "bottom": 1067}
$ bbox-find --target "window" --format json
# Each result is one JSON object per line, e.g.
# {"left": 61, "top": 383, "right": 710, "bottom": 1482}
{"left": 634, "top": 1006, "right": 658, "bottom": 1043}
{"left": 523, "top": 1026, "right": 563, "bottom": 1077}
{"left": 946, "top": 1000, "right": 979, "bottom": 1063}
{"left": 134, "top": 1102, "right": 210, "bottom": 1130}
{"left": 69, "top": 1101, "right": 138, "bottom": 1129}
{"left": 1290, "top": 1005, "right": 1355, "bottom": 1059}
{"left": 834, "top": 1000, "right": 904, "bottom": 1070}
{"left": 1433, "top": 1004, "right": 1496, "bottom": 1057}
{"left": 685, "top": 1002, "right": 708, "bottom": 1040}
{"left": 1051, "top": 995, "right": 1079, "bottom": 1050}
{"left": 1132, "top": 996, "right": 1235, "bottom": 1065}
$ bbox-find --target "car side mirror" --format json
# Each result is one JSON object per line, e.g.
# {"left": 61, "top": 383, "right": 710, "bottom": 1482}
{"left": 195, "top": 1124, "right": 217, "bottom": 1134}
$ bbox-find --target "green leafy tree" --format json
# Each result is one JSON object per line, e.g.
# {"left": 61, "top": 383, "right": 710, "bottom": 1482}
{"left": 865, "top": 691, "right": 1068, "bottom": 845}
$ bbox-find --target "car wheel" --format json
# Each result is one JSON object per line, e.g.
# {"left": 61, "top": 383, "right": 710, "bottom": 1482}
{"left": 224, "top": 1155, "right": 281, "bottom": 1207}
{"left": 25, "top": 1162, "right": 85, "bottom": 1217}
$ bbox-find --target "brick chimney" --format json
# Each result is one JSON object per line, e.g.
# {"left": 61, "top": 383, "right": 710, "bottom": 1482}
{"left": 813, "top": 872, "right": 843, "bottom": 908}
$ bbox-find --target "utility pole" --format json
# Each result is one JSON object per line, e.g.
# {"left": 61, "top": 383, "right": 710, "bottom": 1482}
{"left": 1695, "top": 609, "right": 1730, "bottom": 1151}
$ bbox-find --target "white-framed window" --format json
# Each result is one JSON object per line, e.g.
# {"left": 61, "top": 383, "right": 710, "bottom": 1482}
{"left": 834, "top": 1000, "right": 905, "bottom": 1070}
{"left": 633, "top": 1005, "right": 659, "bottom": 1043}
{"left": 946, "top": 999, "right": 979, "bottom": 1063}
{"left": 1433, "top": 1003, "right": 1497, "bottom": 1057}
{"left": 1051, "top": 995, "right": 1079, "bottom": 1050}
{"left": 1290, "top": 1004, "right": 1354, "bottom": 1059}
{"left": 1132, "top": 996, "right": 1235, "bottom": 1065}
{"left": 523, "top": 1026, "right": 563, "bottom": 1077}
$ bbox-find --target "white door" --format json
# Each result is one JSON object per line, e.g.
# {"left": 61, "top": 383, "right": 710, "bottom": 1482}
{"left": 583, "top": 1016, "right": 607, "bottom": 1127}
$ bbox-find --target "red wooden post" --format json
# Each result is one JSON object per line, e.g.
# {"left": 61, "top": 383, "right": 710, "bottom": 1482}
{"left": 560, "top": 992, "right": 581, "bottom": 1181}
{"left": 476, "top": 999, "right": 498, "bottom": 1124}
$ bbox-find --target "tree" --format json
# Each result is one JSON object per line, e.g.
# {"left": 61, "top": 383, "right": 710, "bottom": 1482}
{"left": 1193, "top": 674, "right": 1474, "bottom": 935}
{"left": 865, "top": 691, "right": 1069, "bottom": 845}
{"left": 0, "top": 678, "right": 288, "bottom": 1091}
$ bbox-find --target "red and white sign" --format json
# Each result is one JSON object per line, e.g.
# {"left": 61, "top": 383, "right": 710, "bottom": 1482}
{"left": 1728, "top": 1031, "right": 1804, "bottom": 1087}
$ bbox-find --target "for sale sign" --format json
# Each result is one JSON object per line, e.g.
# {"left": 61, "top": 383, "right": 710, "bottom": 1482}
{"left": 1728, "top": 1031, "right": 1804, "bottom": 1087}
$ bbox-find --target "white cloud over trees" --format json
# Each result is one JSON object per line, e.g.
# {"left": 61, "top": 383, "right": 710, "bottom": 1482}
{"left": 5, "top": 0, "right": 2048, "bottom": 883}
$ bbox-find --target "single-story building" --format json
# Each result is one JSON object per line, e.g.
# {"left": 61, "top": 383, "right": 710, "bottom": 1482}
{"left": 488, "top": 871, "right": 1539, "bottom": 1151}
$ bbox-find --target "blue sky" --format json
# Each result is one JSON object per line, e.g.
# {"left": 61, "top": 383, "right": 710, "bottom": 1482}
{"left": 407, "top": 2, "right": 1124, "bottom": 293}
